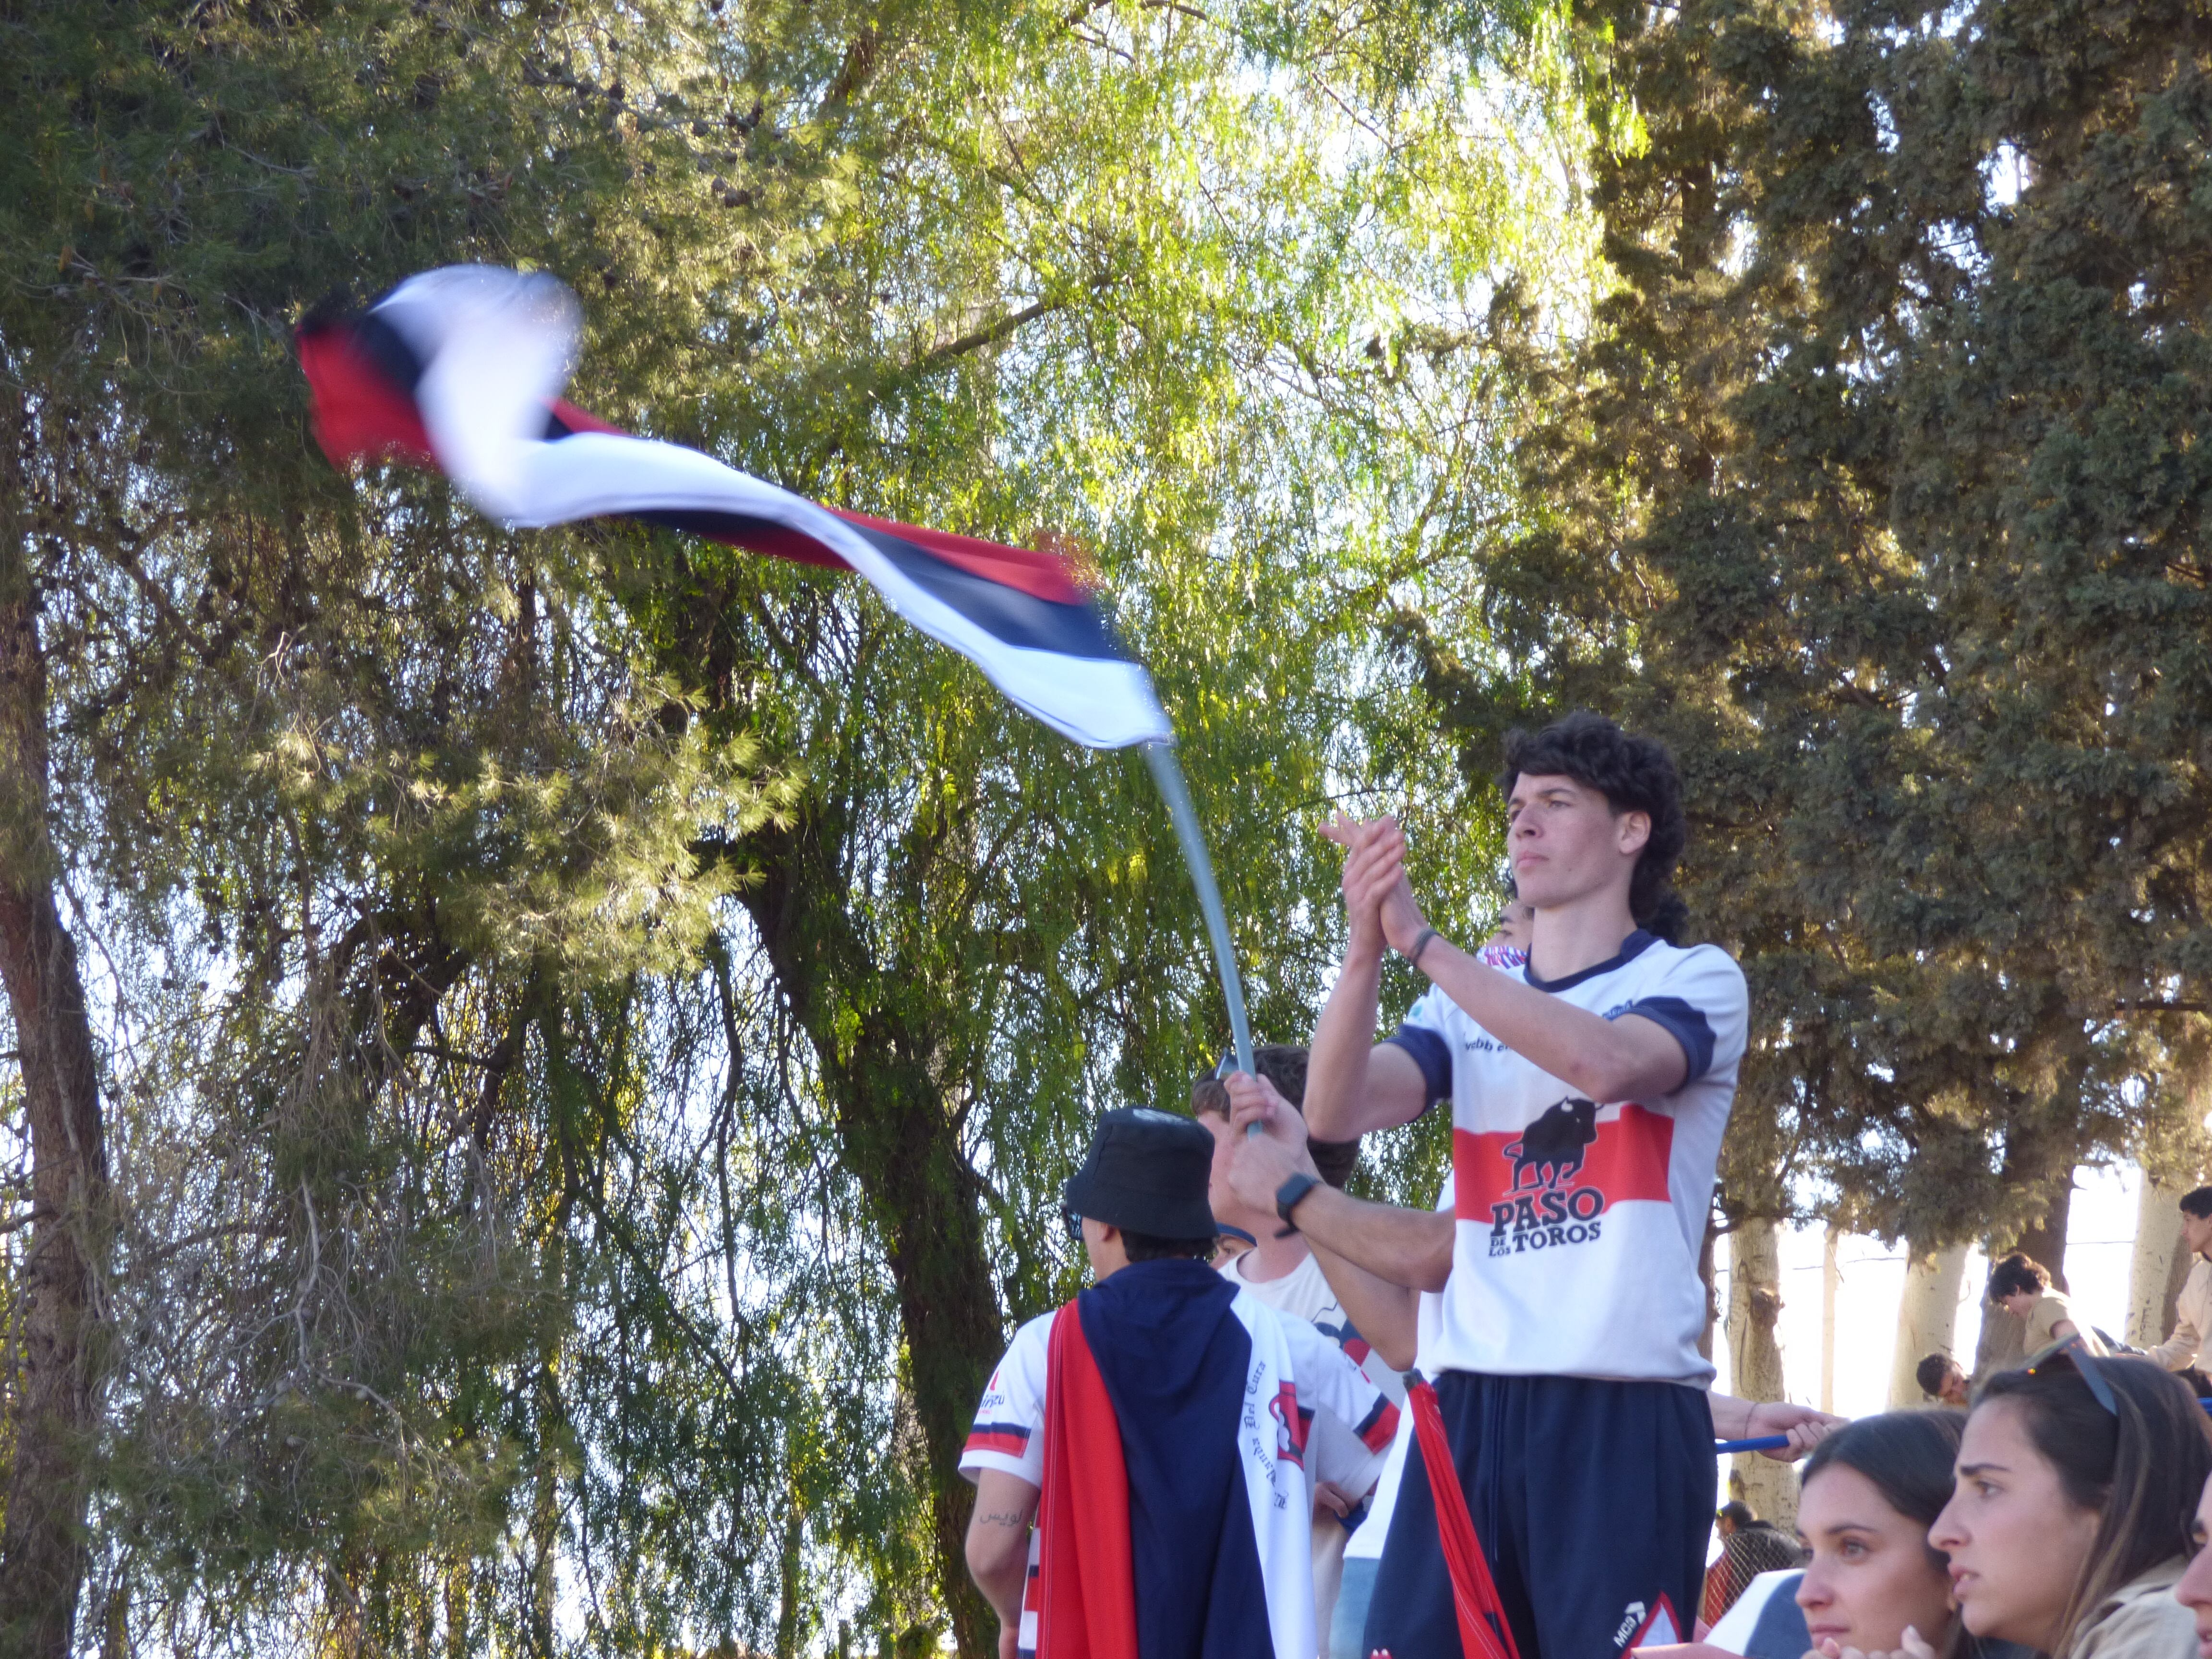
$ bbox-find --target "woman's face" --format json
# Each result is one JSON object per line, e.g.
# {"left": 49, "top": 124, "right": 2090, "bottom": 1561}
{"left": 1795, "top": 1464, "right": 1957, "bottom": 1653}
{"left": 1929, "top": 1398, "right": 2102, "bottom": 1652}
{"left": 2172, "top": 1471, "right": 2212, "bottom": 1659}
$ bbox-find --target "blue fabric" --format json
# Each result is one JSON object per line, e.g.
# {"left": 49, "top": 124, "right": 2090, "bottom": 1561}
{"left": 1741, "top": 1572, "right": 1811, "bottom": 1659}
{"left": 1618, "top": 994, "right": 1717, "bottom": 1082}
{"left": 1330, "top": 1558, "right": 1378, "bottom": 1659}
{"left": 1362, "top": 1372, "right": 1715, "bottom": 1659}
{"left": 1385, "top": 1023, "right": 1453, "bottom": 1108}
{"left": 1079, "top": 1259, "right": 1273, "bottom": 1659}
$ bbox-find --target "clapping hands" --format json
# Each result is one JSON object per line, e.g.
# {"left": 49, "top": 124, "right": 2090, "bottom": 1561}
{"left": 1323, "top": 814, "right": 1429, "bottom": 959}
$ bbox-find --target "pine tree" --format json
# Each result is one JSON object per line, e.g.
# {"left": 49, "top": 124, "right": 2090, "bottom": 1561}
{"left": 1406, "top": 0, "right": 2212, "bottom": 1266}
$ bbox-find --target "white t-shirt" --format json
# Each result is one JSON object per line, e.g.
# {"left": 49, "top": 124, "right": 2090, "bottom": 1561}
{"left": 960, "top": 1288, "right": 1396, "bottom": 1655}
{"left": 1390, "top": 930, "right": 1747, "bottom": 1383}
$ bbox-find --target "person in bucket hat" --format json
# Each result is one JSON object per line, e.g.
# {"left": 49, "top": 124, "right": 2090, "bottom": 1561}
{"left": 960, "top": 1107, "right": 1398, "bottom": 1659}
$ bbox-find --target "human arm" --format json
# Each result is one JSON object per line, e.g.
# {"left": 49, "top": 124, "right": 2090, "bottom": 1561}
{"left": 2148, "top": 1264, "right": 2207, "bottom": 1370}
{"left": 963, "top": 1469, "right": 1038, "bottom": 1648}
{"left": 1707, "top": 1393, "right": 1844, "bottom": 1461}
{"left": 1304, "top": 817, "right": 1438, "bottom": 1140}
{"left": 1225, "top": 1073, "right": 1455, "bottom": 1291}
{"left": 1345, "top": 820, "right": 1702, "bottom": 1103}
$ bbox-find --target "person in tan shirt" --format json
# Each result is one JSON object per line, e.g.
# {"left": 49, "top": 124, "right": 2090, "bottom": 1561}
{"left": 2145, "top": 1187, "right": 2212, "bottom": 1373}
{"left": 1988, "top": 1251, "right": 2107, "bottom": 1356}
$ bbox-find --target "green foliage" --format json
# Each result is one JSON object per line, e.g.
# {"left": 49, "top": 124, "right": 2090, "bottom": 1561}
{"left": 1404, "top": 0, "right": 2212, "bottom": 1247}
{"left": 2, "top": 0, "right": 1588, "bottom": 1651}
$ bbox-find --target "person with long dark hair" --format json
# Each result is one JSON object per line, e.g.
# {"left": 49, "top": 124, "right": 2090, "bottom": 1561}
{"left": 1930, "top": 1342, "right": 2208, "bottom": 1657}
{"left": 1789, "top": 1409, "right": 2022, "bottom": 1659}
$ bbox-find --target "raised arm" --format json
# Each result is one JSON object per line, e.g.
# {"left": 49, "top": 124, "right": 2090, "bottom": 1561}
{"left": 1305, "top": 1237, "right": 1422, "bottom": 1371}
{"left": 1305, "top": 817, "right": 1440, "bottom": 1140}
{"left": 1347, "top": 821, "right": 1689, "bottom": 1103}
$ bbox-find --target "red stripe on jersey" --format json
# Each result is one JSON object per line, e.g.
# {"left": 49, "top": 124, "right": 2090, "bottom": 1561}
{"left": 964, "top": 1424, "right": 1033, "bottom": 1459}
{"left": 1454, "top": 1101, "right": 1673, "bottom": 1217}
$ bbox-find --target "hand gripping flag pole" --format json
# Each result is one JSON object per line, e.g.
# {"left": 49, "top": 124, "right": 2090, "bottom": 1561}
{"left": 297, "top": 265, "right": 1257, "bottom": 1069}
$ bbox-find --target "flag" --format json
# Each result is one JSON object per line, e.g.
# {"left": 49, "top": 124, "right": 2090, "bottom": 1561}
{"left": 296, "top": 264, "right": 1174, "bottom": 751}
{"left": 1035, "top": 1260, "right": 1342, "bottom": 1659}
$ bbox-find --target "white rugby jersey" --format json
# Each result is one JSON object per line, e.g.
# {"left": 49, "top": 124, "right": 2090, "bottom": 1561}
{"left": 1389, "top": 930, "right": 1746, "bottom": 1383}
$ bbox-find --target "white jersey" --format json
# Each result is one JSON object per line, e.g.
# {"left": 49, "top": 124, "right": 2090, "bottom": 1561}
{"left": 1390, "top": 929, "right": 1747, "bottom": 1383}
{"left": 1223, "top": 1249, "right": 1410, "bottom": 1640}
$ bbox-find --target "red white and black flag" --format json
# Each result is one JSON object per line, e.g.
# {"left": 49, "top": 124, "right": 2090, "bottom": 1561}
{"left": 297, "top": 265, "right": 1174, "bottom": 751}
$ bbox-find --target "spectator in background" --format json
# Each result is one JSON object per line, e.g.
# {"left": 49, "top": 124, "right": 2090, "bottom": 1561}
{"left": 1702, "top": 1501, "right": 1806, "bottom": 1626}
{"left": 1917, "top": 1352, "right": 1972, "bottom": 1407}
{"left": 2146, "top": 1187, "right": 2212, "bottom": 1374}
{"left": 1987, "top": 1253, "right": 2107, "bottom": 1357}
{"left": 1929, "top": 1342, "right": 2207, "bottom": 1658}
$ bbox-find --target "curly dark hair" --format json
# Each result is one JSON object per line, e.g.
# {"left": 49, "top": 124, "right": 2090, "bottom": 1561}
{"left": 1987, "top": 1251, "right": 2052, "bottom": 1302}
{"left": 1499, "top": 712, "right": 1688, "bottom": 938}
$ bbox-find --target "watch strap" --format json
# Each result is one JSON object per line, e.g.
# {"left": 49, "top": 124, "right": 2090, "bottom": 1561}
{"left": 1274, "top": 1172, "right": 1322, "bottom": 1233}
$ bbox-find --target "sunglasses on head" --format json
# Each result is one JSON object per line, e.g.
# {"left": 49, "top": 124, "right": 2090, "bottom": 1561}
{"left": 2024, "top": 1333, "right": 2118, "bottom": 1417}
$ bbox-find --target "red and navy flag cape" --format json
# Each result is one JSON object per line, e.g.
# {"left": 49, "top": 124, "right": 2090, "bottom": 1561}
{"left": 1039, "top": 1259, "right": 1325, "bottom": 1659}
{"left": 295, "top": 265, "right": 1173, "bottom": 751}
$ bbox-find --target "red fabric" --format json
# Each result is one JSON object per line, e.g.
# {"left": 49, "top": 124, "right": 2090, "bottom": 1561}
{"left": 1037, "top": 1304, "right": 1139, "bottom": 1659}
{"left": 296, "top": 328, "right": 435, "bottom": 466}
{"left": 1454, "top": 1102, "right": 1675, "bottom": 1214}
{"left": 1406, "top": 1377, "right": 1522, "bottom": 1659}
{"left": 831, "top": 507, "right": 1092, "bottom": 604}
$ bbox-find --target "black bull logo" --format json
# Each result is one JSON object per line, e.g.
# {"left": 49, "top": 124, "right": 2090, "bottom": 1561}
{"left": 1502, "top": 1097, "right": 1600, "bottom": 1191}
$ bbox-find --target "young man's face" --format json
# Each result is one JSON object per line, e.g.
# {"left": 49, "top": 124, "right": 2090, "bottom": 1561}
{"left": 1505, "top": 772, "right": 1648, "bottom": 914}
{"left": 1940, "top": 1363, "right": 1971, "bottom": 1406}
{"left": 2182, "top": 1209, "right": 2212, "bottom": 1260}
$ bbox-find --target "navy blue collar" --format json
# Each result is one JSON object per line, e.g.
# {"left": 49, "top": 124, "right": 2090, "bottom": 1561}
{"left": 1523, "top": 928, "right": 1659, "bottom": 992}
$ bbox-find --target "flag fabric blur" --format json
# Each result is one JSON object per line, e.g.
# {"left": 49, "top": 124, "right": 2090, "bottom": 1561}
{"left": 296, "top": 264, "right": 1173, "bottom": 750}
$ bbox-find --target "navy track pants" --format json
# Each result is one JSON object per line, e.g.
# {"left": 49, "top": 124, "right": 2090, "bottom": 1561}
{"left": 1361, "top": 1372, "right": 1715, "bottom": 1659}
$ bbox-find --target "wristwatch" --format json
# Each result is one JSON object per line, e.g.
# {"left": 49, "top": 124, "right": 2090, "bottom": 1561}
{"left": 1274, "top": 1172, "right": 1323, "bottom": 1232}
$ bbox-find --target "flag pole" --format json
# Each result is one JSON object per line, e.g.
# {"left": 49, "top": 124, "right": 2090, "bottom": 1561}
{"left": 1141, "top": 742, "right": 1254, "bottom": 1078}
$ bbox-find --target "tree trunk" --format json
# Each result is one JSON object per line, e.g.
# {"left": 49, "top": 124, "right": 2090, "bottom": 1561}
{"left": 1887, "top": 1242, "right": 1968, "bottom": 1408}
{"left": 739, "top": 816, "right": 1001, "bottom": 1658}
{"left": 2012, "top": 1166, "right": 2075, "bottom": 1291}
{"left": 1726, "top": 1218, "right": 1794, "bottom": 1527}
{"left": 1696, "top": 1214, "right": 1719, "bottom": 1362}
{"left": 0, "top": 549, "right": 109, "bottom": 1658}
{"left": 2129, "top": 1176, "right": 2192, "bottom": 1348}
{"left": 1820, "top": 1226, "right": 1839, "bottom": 1414}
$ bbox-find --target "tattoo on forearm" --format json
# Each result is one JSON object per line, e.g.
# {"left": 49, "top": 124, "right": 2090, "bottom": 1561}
{"left": 979, "top": 1510, "right": 1032, "bottom": 1528}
